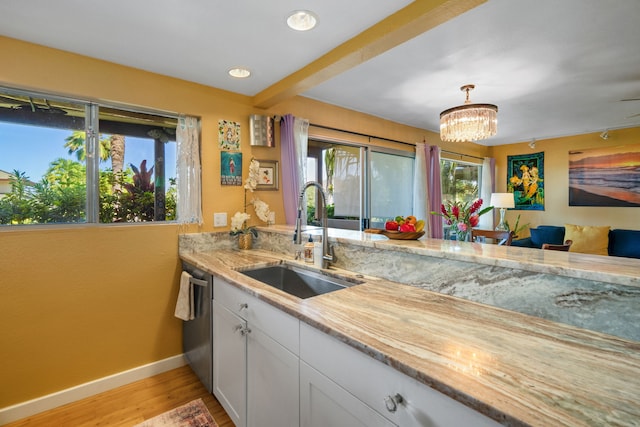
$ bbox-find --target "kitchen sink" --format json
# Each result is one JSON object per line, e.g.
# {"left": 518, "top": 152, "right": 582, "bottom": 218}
{"left": 239, "top": 263, "right": 363, "bottom": 299}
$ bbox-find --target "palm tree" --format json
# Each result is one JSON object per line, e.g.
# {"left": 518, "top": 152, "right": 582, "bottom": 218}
{"left": 64, "top": 131, "right": 125, "bottom": 191}
{"left": 109, "top": 134, "right": 125, "bottom": 192}
{"left": 64, "top": 131, "right": 111, "bottom": 162}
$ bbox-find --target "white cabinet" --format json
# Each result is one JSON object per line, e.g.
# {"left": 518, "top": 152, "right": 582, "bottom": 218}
{"left": 301, "top": 361, "right": 397, "bottom": 427}
{"left": 247, "top": 326, "right": 299, "bottom": 427}
{"left": 212, "top": 300, "right": 246, "bottom": 427}
{"left": 300, "top": 323, "right": 501, "bottom": 427}
{"left": 212, "top": 278, "right": 299, "bottom": 427}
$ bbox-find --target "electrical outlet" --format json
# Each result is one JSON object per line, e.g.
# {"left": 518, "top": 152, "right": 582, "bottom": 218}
{"left": 214, "top": 212, "right": 227, "bottom": 227}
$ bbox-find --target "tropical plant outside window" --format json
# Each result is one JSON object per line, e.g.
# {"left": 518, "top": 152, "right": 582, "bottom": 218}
{"left": 0, "top": 89, "right": 178, "bottom": 225}
{"left": 438, "top": 158, "right": 482, "bottom": 239}
{"left": 440, "top": 159, "right": 481, "bottom": 205}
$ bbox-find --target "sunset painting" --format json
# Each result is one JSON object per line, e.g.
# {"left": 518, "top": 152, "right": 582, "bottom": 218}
{"left": 569, "top": 144, "right": 640, "bottom": 207}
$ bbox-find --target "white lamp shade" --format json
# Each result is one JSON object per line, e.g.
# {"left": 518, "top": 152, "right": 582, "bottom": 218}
{"left": 490, "top": 192, "right": 515, "bottom": 208}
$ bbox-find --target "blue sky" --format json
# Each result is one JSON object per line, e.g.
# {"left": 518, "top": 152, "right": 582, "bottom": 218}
{"left": 0, "top": 122, "right": 176, "bottom": 184}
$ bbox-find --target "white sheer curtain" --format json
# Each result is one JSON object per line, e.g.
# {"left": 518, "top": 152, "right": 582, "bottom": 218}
{"left": 479, "top": 156, "right": 495, "bottom": 229}
{"left": 293, "top": 117, "right": 309, "bottom": 189}
{"left": 412, "top": 143, "right": 428, "bottom": 225}
{"left": 333, "top": 146, "right": 360, "bottom": 216}
{"left": 281, "top": 114, "right": 309, "bottom": 224}
{"left": 426, "top": 145, "right": 443, "bottom": 238}
{"left": 176, "top": 115, "right": 202, "bottom": 224}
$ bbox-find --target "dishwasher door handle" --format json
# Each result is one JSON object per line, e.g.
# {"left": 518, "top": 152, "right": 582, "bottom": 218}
{"left": 189, "top": 277, "right": 208, "bottom": 287}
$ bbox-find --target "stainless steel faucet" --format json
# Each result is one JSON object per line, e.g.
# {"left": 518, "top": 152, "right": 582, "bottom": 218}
{"left": 295, "top": 181, "right": 334, "bottom": 269}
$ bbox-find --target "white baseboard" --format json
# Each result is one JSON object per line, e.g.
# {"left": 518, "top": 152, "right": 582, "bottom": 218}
{"left": 0, "top": 354, "right": 186, "bottom": 425}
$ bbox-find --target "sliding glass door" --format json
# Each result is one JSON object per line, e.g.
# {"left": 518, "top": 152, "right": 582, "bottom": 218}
{"left": 306, "top": 139, "right": 414, "bottom": 230}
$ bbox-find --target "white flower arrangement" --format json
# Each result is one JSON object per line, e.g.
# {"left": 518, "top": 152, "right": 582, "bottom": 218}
{"left": 229, "top": 211, "right": 255, "bottom": 237}
{"left": 230, "top": 159, "right": 274, "bottom": 238}
{"left": 244, "top": 158, "right": 260, "bottom": 192}
{"left": 252, "top": 198, "right": 275, "bottom": 224}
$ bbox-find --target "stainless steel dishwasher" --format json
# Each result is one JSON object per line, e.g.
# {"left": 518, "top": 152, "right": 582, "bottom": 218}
{"left": 181, "top": 261, "right": 213, "bottom": 393}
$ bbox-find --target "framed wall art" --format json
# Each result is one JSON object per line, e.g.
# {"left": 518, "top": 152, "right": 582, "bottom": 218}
{"left": 218, "top": 119, "right": 241, "bottom": 151}
{"left": 507, "top": 152, "right": 544, "bottom": 210}
{"left": 221, "top": 152, "right": 242, "bottom": 186}
{"left": 569, "top": 144, "right": 640, "bottom": 207}
{"left": 256, "top": 159, "right": 279, "bottom": 190}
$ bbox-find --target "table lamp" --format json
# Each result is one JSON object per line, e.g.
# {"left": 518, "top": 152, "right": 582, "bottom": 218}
{"left": 490, "top": 193, "right": 515, "bottom": 231}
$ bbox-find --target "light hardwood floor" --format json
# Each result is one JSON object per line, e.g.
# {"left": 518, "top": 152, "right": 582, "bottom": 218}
{"left": 5, "top": 366, "right": 233, "bottom": 427}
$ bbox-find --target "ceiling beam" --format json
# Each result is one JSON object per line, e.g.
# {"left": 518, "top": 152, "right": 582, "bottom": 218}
{"left": 252, "top": 0, "right": 487, "bottom": 109}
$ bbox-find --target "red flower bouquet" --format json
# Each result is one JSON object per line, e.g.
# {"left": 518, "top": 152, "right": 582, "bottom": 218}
{"left": 432, "top": 199, "right": 493, "bottom": 240}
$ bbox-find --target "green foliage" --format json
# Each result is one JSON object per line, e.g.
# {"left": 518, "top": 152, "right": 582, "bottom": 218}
{"left": 31, "top": 178, "right": 86, "bottom": 223}
{"left": 64, "top": 131, "right": 112, "bottom": 162}
{"left": 505, "top": 214, "right": 530, "bottom": 236}
{"left": 0, "top": 170, "right": 33, "bottom": 224}
{"left": 1, "top": 160, "right": 177, "bottom": 225}
{"left": 306, "top": 203, "right": 335, "bottom": 225}
{"left": 440, "top": 160, "right": 479, "bottom": 204}
{"left": 99, "top": 160, "right": 176, "bottom": 222}
{"left": 2, "top": 129, "right": 177, "bottom": 225}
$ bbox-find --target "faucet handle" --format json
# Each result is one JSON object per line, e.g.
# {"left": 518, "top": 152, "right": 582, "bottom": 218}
{"left": 323, "top": 244, "right": 335, "bottom": 263}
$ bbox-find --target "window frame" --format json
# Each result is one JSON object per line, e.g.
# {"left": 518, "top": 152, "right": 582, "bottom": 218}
{"left": 439, "top": 155, "right": 483, "bottom": 204}
{"left": 307, "top": 136, "right": 415, "bottom": 231}
{"left": 0, "top": 85, "right": 181, "bottom": 227}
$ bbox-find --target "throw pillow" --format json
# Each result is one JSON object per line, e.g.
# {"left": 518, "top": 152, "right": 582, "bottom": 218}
{"left": 608, "top": 229, "right": 640, "bottom": 259}
{"left": 564, "top": 224, "right": 610, "bottom": 256}
{"left": 530, "top": 226, "right": 566, "bottom": 249}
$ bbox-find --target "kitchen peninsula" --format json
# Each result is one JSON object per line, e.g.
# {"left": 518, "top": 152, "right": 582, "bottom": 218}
{"left": 179, "top": 227, "right": 640, "bottom": 427}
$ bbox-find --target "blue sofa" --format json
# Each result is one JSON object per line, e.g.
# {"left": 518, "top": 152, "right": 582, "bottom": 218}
{"left": 511, "top": 225, "right": 640, "bottom": 259}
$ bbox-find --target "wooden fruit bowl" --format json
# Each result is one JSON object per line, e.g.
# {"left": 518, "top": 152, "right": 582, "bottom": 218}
{"left": 382, "top": 230, "right": 425, "bottom": 240}
{"left": 365, "top": 229, "right": 425, "bottom": 240}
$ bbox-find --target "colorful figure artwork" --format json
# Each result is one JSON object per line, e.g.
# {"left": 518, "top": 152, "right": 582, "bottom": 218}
{"left": 507, "top": 152, "right": 544, "bottom": 210}
{"left": 221, "top": 152, "right": 242, "bottom": 186}
{"left": 569, "top": 144, "right": 640, "bottom": 207}
{"left": 218, "top": 119, "right": 241, "bottom": 151}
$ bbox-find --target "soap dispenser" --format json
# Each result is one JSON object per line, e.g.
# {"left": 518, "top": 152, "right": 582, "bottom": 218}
{"left": 313, "top": 236, "right": 323, "bottom": 268}
{"left": 304, "top": 235, "right": 314, "bottom": 263}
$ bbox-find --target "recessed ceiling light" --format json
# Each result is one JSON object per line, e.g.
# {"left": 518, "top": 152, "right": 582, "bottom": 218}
{"left": 286, "top": 10, "right": 317, "bottom": 31}
{"left": 228, "top": 67, "right": 251, "bottom": 79}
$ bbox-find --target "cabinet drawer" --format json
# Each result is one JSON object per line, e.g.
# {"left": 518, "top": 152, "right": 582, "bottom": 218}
{"left": 300, "top": 323, "right": 501, "bottom": 427}
{"left": 214, "top": 278, "right": 299, "bottom": 354}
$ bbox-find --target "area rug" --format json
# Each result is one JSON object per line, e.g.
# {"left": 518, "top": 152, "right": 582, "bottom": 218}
{"left": 134, "top": 398, "right": 218, "bottom": 427}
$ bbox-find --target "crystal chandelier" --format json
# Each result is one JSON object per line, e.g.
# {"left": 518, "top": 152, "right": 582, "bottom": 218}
{"left": 440, "top": 84, "right": 498, "bottom": 142}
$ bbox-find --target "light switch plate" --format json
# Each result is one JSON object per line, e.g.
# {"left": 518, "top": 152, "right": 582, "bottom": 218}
{"left": 213, "top": 212, "right": 227, "bottom": 227}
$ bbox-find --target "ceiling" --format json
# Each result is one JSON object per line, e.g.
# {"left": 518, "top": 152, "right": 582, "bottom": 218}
{"left": 1, "top": 0, "right": 639, "bottom": 146}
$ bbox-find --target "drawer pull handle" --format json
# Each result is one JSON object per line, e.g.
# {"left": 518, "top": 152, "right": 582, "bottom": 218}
{"left": 239, "top": 303, "right": 248, "bottom": 310}
{"left": 384, "top": 393, "right": 404, "bottom": 413}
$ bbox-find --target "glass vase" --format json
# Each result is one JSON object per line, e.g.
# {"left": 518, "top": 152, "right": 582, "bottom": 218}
{"left": 455, "top": 227, "right": 471, "bottom": 242}
{"left": 238, "top": 233, "right": 253, "bottom": 250}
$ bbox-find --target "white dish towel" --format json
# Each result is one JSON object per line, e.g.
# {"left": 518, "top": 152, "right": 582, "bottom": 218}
{"left": 174, "top": 271, "right": 195, "bottom": 321}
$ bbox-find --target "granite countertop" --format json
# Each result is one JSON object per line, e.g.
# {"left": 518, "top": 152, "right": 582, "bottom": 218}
{"left": 180, "top": 247, "right": 640, "bottom": 427}
{"left": 261, "top": 225, "right": 640, "bottom": 288}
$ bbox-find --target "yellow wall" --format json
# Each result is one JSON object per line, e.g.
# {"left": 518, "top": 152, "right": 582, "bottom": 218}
{"left": 1, "top": 35, "right": 485, "bottom": 407}
{"left": 490, "top": 127, "right": 640, "bottom": 236}
{"left": 0, "top": 36, "right": 262, "bottom": 407}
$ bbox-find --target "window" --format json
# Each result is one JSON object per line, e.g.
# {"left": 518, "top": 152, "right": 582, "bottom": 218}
{"left": 306, "top": 140, "right": 362, "bottom": 230}
{"left": 0, "top": 87, "right": 180, "bottom": 225}
{"left": 306, "top": 138, "right": 414, "bottom": 230}
{"left": 369, "top": 150, "right": 414, "bottom": 229}
{"left": 440, "top": 158, "right": 481, "bottom": 204}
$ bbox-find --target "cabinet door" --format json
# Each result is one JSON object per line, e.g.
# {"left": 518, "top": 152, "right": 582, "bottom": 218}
{"left": 212, "top": 300, "right": 247, "bottom": 427}
{"left": 247, "top": 326, "right": 299, "bottom": 427}
{"left": 300, "top": 362, "right": 397, "bottom": 427}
